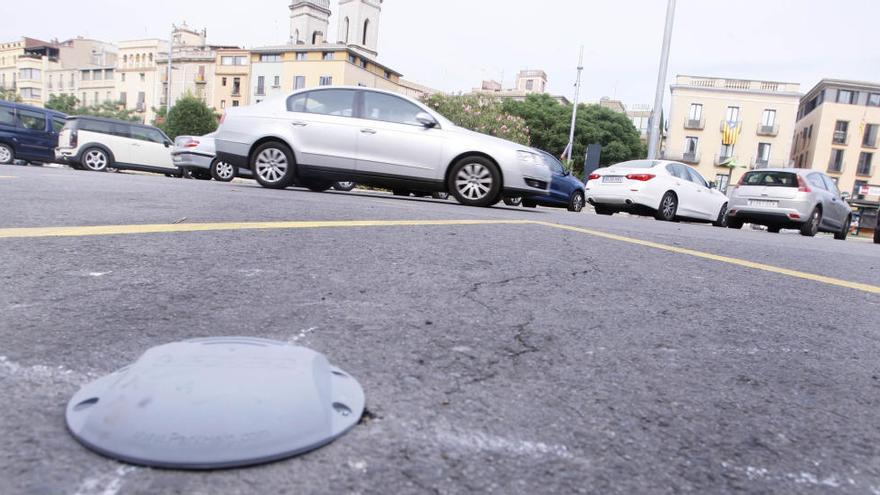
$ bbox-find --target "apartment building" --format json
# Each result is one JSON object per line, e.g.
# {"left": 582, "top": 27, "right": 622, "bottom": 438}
{"left": 0, "top": 38, "right": 62, "bottom": 106}
{"left": 792, "top": 79, "right": 880, "bottom": 200}
{"left": 46, "top": 38, "right": 118, "bottom": 107}
{"left": 116, "top": 38, "right": 169, "bottom": 123}
{"left": 665, "top": 75, "right": 801, "bottom": 190}
{"left": 155, "top": 25, "right": 239, "bottom": 114}
{"left": 249, "top": 44, "right": 412, "bottom": 103}
{"left": 213, "top": 49, "right": 251, "bottom": 111}
{"left": 471, "top": 70, "right": 570, "bottom": 105}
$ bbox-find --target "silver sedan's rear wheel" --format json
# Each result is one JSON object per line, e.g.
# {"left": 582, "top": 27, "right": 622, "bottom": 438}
{"left": 83, "top": 148, "right": 110, "bottom": 172}
{"left": 449, "top": 157, "right": 502, "bottom": 207}
{"left": 251, "top": 142, "right": 295, "bottom": 189}
{"left": 211, "top": 159, "right": 236, "bottom": 182}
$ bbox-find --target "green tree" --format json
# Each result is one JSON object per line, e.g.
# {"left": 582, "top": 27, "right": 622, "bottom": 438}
{"left": 45, "top": 94, "right": 78, "bottom": 114}
{"left": 421, "top": 93, "right": 530, "bottom": 145}
{"left": 503, "top": 94, "right": 645, "bottom": 174}
{"left": 0, "top": 88, "right": 22, "bottom": 103}
{"left": 160, "top": 94, "right": 218, "bottom": 139}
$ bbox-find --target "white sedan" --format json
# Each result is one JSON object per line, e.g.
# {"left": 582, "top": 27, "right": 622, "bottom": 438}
{"left": 585, "top": 160, "right": 729, "bottom": 226}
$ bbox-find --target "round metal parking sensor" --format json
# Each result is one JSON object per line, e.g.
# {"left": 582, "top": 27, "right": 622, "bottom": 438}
{"left": 66, "top": 337, "right": 365, "bottom": 470}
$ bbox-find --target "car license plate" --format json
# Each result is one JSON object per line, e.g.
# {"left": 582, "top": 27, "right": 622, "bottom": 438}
{"left": 748, "top": 200, "right": 779, "bottom": 208}
{"left": 603, "top": 176, "right": 623, "bottom": 184}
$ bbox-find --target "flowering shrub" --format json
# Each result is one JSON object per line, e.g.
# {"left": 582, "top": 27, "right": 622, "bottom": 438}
{"left": 421, "top": 94, "right": 531, "bottom": 146}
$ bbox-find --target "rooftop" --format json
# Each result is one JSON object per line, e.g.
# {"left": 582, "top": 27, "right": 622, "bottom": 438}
{"left": 251, "top": 43, "right": 403, "bottom": 77}
{"left": 673, "top": 75, "right": 801, "bottom": 96}
{"left": 802, "top": 78, "right": 880, "bottom": 100}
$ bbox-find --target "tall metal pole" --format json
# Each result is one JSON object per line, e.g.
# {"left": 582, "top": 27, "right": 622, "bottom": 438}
{"left": 166, "top": 25, "right": 175, "bottom": 112}
{"left": 647, "top": 0, "right": 676, "bottom": 160}
{"left": 566, "top": 46, "right": 584, "bottom": 164}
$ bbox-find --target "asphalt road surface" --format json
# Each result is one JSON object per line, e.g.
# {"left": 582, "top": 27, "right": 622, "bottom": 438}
{"left": 1, "top": 165, "right": 879, "bottom": 495}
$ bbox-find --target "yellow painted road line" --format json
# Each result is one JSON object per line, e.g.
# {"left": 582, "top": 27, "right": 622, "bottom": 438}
{"left": 0, "top": 217, "right": 875, "bottom": 294}
{"left": 0, "top": 219, "right": 535, "bottom": 240}
{"left": 534, "top": 221, "right": 880, "bottom": 295}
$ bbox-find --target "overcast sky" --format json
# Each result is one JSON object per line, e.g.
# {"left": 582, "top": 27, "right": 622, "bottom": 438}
{"left": 3, "top": 0, "right": 878, "bottom": 106}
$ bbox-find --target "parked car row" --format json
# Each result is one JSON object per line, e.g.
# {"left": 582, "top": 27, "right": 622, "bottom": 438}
{"left": 2, "top": 95, "right": 872, "bottom": 241}
{"left": 585, "top": 160, "right": 857, "bottom": 239}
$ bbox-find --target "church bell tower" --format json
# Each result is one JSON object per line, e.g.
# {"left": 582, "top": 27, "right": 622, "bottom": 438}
{"left": 290, "top": 0, "right": 331, "bottom": 45}
{"left": 337, "top": 0, "right": 382, "bottom": 56}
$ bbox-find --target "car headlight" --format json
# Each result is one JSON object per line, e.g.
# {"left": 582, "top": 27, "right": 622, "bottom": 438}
{"left": 516, "top": 150, "right": 539, "bottom": 164}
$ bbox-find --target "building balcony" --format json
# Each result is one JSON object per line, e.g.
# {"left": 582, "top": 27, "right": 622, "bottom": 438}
{"left": 751, "top": 157, "right": 788, "bottom": 169}
{"left": 715, "top": 154, "right": 737, "bottom": 166}
{"left": 255, "top": 89, "right": 265, "bottom": 96}
{"left": 664, "top": 151, "right": 701, "bottom": 164}
{"left": 832, "top": 132, "right": 849, "bottom": 145}
{"left": 136, "top": 103, "right": 146, "bottom": 113}
{"left": 683, "top": 117, "right": 705, "bottom": 130}
{"left": 195, "top": 74, "right": 207, "bottom": 84}
{"left": 757, "top": 124, "right": 779, "bottom": 137}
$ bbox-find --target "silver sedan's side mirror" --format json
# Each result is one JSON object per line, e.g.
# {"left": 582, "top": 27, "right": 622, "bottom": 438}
{"left": 416, "top": 112, "right": 438, "bottom": 128}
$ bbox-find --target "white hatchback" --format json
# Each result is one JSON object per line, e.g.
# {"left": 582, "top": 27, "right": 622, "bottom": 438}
{"left": 585, "top": 160, "right": 729, "bottom": 225}
{"left": 56, "top": 116, "right": 178, "bottom": 176}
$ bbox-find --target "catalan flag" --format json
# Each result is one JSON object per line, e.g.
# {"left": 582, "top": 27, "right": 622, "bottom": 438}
{"left": 721, "top": 121, "right": 742, "bottom": 146}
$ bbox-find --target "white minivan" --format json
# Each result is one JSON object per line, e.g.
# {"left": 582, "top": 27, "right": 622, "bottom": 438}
{"left": 56, "top": 116, "right": 179, "bottom": 176}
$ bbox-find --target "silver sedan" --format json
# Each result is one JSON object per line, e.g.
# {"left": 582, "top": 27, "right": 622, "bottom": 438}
{"left": 213, "top": 87, "right": 551, "bottom": 206}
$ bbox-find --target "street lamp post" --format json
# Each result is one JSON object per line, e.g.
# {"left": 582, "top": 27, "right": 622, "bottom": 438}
{"left": 647, "top": 0, "right": 677, "bottom": 160}
{"left": 565, "top": 46, "right": 584, "bottom": 165}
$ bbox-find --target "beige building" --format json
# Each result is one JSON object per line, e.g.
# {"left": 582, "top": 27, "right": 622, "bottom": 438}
{"left": 116, "top": 38, "right": 168, "bottom": 123}
{"left": 1, "top": 37, "right": 118, "bottom": 108}
{"left": 213, "top": 49, "right": 251, "bottom": 111}
{"left": 597, "top": 97, "right": 652, "bottom": 141}
{"left": 665, "top": 75, "right": 801, "bottom": 190}
{"left": 471, "top": 70, "right": 570, "bottom": 105}
{"left": 156, "top": 25, "right": 235, "bottom": 113}
{"left": 792, "top": 79, "right": 880, "bottom": 200}
{"left": 47, "top": 38, "right": 118, "bottom": 108}
{"left": 247, "top": 0, "right": 434, "bottom": 103}
{"left": 0, "top": 38, "right": 61, "bottom": 107}
{"left": 249, "top": 44, "right": 418, "bottom": 101}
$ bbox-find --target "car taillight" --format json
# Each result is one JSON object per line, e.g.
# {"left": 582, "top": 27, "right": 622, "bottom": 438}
{"left": 220, "top": 112, "right": 226, "bottom": 125}
{"left": 70, "top": 130, "right": 77, "bottom": 148}
{"left": 626, "top": 174, "right": 655, "bottom": 181}
{"left": 184, "top": 139, "right": 200, "bottom": 148}
{"left": 797, "top": 175, "right": 811, "bottom": 193}
{"left": 588, "top": 174, "right": 601, "bottom": 181}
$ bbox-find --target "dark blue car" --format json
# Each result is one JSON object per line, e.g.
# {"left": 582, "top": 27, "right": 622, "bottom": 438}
{"left": 504, "top": 150, "right": 586, "bottom": 212}
{"left": 0, "top": 100, "right": 67, "bottom": 166}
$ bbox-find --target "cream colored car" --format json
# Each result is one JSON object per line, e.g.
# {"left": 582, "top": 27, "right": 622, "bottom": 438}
{"left": 56, "top": 116, "right": 178, "bottom": 176}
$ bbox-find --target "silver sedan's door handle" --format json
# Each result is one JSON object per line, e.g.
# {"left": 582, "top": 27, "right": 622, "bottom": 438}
{"left": 361, "top": 128, "right": 377, "bottom": 134}
{"left": 291, "top": 121, "right": 308, "bottom": 127}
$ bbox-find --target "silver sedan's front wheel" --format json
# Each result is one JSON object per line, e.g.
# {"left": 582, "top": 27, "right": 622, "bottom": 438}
{"left": 251, "top": 143, "right": 295, "bottom": 189}
{"left": 449, "top": 157, "right": 501, "bottom": 207}
{"left": 83, "top": 148, "right": 109, "bottom": 172}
